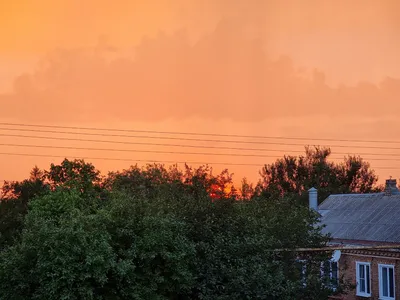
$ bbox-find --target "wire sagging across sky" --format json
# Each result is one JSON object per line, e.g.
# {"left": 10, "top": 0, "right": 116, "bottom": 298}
{"left": 2, "top": 122, "right": 400, "bottom": 144}
{"left": 2, "top": 123, "right": 400, "bottom": 179}
{"left": 1, "top": 142, "right": 400, "bottom": 162}
{"left": 2, "top": 127, "right": 400, "bottom": 151}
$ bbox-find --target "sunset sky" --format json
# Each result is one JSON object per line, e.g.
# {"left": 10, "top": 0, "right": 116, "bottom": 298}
{"left": 1, "top": 0, "right": 400, "bottom": 185}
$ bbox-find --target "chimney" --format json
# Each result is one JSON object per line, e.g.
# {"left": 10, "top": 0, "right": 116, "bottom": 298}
{"left": 308, "top": 187, "right": 318, "bottom": 210}
{"left": 384, "top": 179, "right": 400, "bottom": 196}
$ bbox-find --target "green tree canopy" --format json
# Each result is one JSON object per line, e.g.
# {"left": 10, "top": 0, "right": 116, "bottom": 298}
{"left": 0, "top": 185, "right": 339, "bottom": 299}
{"left": 0, "top": 159, "right": 104, "bottom": 247}
{"left": 104, "top": 163, "right": 236, "bottom": 201}
{"left": 0, "top": 166, "right": 49, "bottom": 247}
{"left": 0, "top": 158, "right": 356, "bottom": 299}
{"left": 258, "top": 146, "right": 381, "bottom": 203}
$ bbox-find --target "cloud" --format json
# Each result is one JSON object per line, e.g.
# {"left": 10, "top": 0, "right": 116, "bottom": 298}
{"left": 2, "top": 11, "right": 400, "bottom": 123}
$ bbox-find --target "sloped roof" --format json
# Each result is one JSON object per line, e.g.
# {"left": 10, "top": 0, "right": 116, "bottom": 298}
{"left": 319, "top": 193, "right": 400, "bottom": 243}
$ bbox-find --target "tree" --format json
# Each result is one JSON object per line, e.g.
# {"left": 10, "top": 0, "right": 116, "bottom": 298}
{"left": 1, "top": 166, "right": 49, "bottom": 202}
{"left": 0, "top": 159, "right": 104, "bottom": 204}
{"left": 337, "top": 155, "right": 380, "bottom": 193}
{"left": 0, "top": 159, "right": 105, "bottom": 248}
{"left": 0, "top": 190, "right": 115, "bottom": 300}
{"left": 0, "top": 166, "right": 49, "bottom": 248}
{"left": 187, "top": 195, "right": 335, "bottom": 299}
{"left": 103, "top": 192, "right": 196, "bottom": 299}
{"left": 106, "top": 164, "right": 339, "bottom": 299}
{"left": 104, "top": 164, "right": 185, "bottom": 200}
{"left": 0, "top": 188, "right": 196, "bottom": 300}
{"left": 258, "top": 146, "right": 380, "bottom": 203}
{"left": 239, "top": 177, "right": 255, "bottom": 200}
{"left": 105, "top": 163, "right": 237, "bottom": 201}
{"left": 46, "top": 159, "right": 103, "bottom": 197}
{"left": 0, "top": 161, "right": 346, "bottom": 299}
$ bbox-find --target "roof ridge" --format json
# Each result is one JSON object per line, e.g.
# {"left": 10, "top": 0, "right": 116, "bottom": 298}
{"left": 328, "top": 192, "right": 384, "bottom": 197}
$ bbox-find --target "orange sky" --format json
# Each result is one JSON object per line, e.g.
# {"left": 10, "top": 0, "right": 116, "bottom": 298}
{"left": 1, "top": 0, "right": 400, "bottom": 186}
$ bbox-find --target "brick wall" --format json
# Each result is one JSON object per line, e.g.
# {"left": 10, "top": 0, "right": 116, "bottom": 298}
{"left": 339, "top": 253, "right": 400, "bottom": 300}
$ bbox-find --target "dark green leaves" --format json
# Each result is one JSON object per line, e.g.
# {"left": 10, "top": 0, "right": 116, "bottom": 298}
{"left": 0, "top": 159, "right": 347, "bottom": 299}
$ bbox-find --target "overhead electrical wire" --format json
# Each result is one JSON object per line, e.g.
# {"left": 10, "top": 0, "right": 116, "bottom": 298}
{"left": 1, "top": 142, "right": 400, "bottom": 162}
{"left": 0, "top": 127, "right": 344, "bottom": 147}
{"left": 2, "top": 128, "right": 400, "bottom": 151}
{"left": 1, "top": 133, "right": 400, "bottom": 162}
{"left": 0, "top": 133, "right": 316, "bottom": 152}
{"left": 2, "top": 133, "right": 400, "bottom": 158}
{"left": 0, "top": 142, "right": 282, "bottom": 158}
{"left": 0, "top": 152, "right": 263, "bottom": 167}
{"left": 1, "top": 122, "right": 400, "bottom": 145}
{"left": 1, "top": 124, "right": 400, "bottom": 171}
{"left": 0, "top": 152, "right": 399, "bottom": 170}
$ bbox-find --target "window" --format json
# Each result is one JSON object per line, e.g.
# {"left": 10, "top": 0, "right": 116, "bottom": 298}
{"left": 322, "top": 261, "right": 339, "bottom": 289}
{"left": 379, "top": 264, "right": 395, "bottom": 299}
{"left": 296, "top": 259, "right": 307, "bottom": 287}
{"left": 301, "top": 263, "right": 307, "bottom": 286}
{"left": 356, "top": 262, "right": 371, "bottom": 297}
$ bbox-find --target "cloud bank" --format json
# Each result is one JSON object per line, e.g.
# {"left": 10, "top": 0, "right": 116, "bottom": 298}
{"left": 2, "top": 4, "right": 400, "bottom": 123}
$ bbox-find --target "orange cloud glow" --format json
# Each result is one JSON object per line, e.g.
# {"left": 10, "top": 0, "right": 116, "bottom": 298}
{"left": 1, "top": 0, "right": 400, "bottom": 185}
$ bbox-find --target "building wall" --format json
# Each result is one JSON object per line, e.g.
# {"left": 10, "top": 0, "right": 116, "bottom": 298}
{"left": 339, "top": 253, "right": 400, "bottom": 300}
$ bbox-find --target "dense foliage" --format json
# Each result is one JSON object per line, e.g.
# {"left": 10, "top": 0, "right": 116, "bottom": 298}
{"left": 0, "top": 147, "right": 378, "bottom": 299}
{"left": 257, "top": 146, "right": 380, "bottom": 203}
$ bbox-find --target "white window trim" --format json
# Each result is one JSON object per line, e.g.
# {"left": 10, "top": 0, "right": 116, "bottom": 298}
{"left": 379, "top": 264, "right": 395, "bottom": 300}
{"left": 356, "top": 261, "right": 371, "bottom": 297}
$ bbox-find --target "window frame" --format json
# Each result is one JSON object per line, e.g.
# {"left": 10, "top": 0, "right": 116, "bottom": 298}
{"left": 297, "top": 259, "right": 307, "bottom": 287}
{"left": 356, "top": 261, "right": 371, "bottom": 297}
{"left": 379, "top": 264, "right": 395, "bottom": 300}
{"left": 321, "top": 260, "right": 339, "bottom": 290}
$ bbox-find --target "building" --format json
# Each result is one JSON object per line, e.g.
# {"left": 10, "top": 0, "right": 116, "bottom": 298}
{"left": 315, "top": 179, "right": 400, "bottom": 300}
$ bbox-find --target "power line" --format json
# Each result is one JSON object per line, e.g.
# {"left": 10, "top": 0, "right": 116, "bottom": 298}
{"left": 2, "top": 122, "right": 400, "bottom": 145}
{"left": 2, "top": 128, "right": 400, "bottom": 151}
{"left": 1, "top": 133, "right": 400, "bottom": 157}
{"left": 0, "top": 151, "right": 399, "bottom": 170}
{"left": 0, "top": 133, "right": 295, "bottom": 152}
{"left": 2, "top": 142, "right": 400, "bottom": 162}
{"left": 0, "top": 152, "right": 262, "bottom": 167}
{"left": 0, "top": 142, "right": 282, "bottom": 159}
{"left": 0, "top": 127, "right": 326, "bottom": 146}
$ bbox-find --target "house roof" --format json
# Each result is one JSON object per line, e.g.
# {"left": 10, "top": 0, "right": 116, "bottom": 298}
{"left": 319, "top": 193, "right": 400, "bottom": 243}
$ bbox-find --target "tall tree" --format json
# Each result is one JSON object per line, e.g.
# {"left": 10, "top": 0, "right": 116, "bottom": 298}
{"left": 0, "top": 166, "right": 49, "bottom": 247}
{"left": 0, "top": 159, "right": 352, "bottom": 299}
{"left": 46, "top": 159, "right": 103, "bottom": 195}
{"left": 239, "top": 177, "right": 255, "bottom": 200}
{"left": 0, "top": 159, "right": 105, "bottom": 248}
{"left": 0, "top": 189, "right": 338, "bottom": 300}
{"left": 1, "top": 166, "right": 48, "bottom": 203}
{"left": 258, "top": 146, "right": 380, "bottom": 203}
{"left": 0, "top": 190, "right": 116, "bottom": 299}
{"left": 105, "top": 163, "right": 237, "bottom": 201}
{"left": 337, "top": 155, "right": 380, "bottom": 193}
